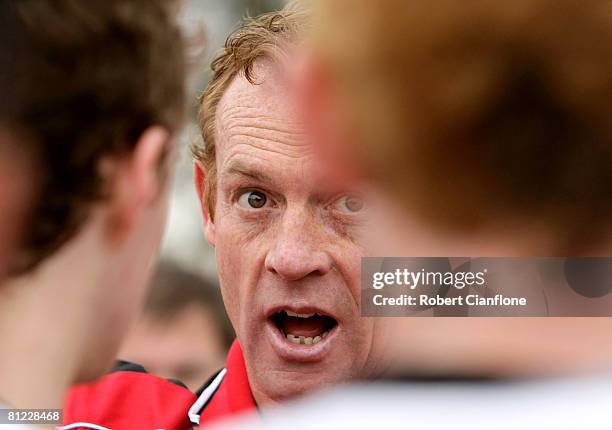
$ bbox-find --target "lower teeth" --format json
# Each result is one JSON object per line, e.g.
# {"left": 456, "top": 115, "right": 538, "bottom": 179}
{"left": 286, "top": 332, "right": 328, "bottom": 345}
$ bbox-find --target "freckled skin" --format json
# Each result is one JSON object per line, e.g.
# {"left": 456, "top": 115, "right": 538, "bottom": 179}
{"left": 204, "top": 60, "right": 385, "bottom": 404}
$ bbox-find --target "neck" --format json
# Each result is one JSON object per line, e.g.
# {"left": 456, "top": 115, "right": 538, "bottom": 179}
{"left": 250, "top": 383, "right": 275, "bottom": 407}
{"left": 0, "top": 227, "right": 104, "bottom": 409}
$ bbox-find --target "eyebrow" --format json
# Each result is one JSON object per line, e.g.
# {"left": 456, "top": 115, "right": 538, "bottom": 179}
{"left": 222, "top": 160, "right": 274, "bottom": 185}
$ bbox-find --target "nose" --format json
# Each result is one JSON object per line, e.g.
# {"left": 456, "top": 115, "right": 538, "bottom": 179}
{"left": 265, "top": 208, "right": 333, "bottom": 282}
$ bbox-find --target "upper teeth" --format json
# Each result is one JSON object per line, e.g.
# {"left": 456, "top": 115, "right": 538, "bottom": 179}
{"left": 285, "top": 310, "right": 315, "bottom": 318}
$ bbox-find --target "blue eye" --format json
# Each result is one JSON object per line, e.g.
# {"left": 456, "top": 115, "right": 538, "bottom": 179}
{"left": 335, "top": 195, "right": 365, "bottom": 213}
{"left": 238, "top": 190, "right": 268, "bottom": 209}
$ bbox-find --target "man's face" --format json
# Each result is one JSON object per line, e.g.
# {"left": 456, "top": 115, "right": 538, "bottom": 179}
{"left": 200, "top": 60, "right": 382, "bottom": 403}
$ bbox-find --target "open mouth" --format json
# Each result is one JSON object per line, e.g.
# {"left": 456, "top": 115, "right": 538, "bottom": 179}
{"left": 271, "top": 310, "right": 338, "bottom": 346}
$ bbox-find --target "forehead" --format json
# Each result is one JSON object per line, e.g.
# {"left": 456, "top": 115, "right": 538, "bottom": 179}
{"left": 217, "top": 58, "right": 298, "bottom": 123}
{"left": 214, "top": 59, "right": 314, "bottom": 182}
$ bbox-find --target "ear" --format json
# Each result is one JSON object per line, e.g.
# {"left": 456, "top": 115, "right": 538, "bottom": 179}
{"left": 296, "top": 53, "right": 365, "bottom": 188}
{"left": 106, "top": 126, "right": 169, "bottom": 244}
{"left": 194, "top": 162, "right": 216, "bottom": 246}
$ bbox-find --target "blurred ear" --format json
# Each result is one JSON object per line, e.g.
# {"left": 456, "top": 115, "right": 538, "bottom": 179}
{"left": 295, "top": 53, "right": 365, "bottom": 188}
{"left": 194, "top": 162, "right": 216, "bottom": 246}
{"left": 105, "top": 126, "right": 169, "bottom": 245}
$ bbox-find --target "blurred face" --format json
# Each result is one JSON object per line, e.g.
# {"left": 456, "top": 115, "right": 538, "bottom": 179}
{"left": 200, "top": 60, "right": 382, "bottom": 403}
{"left": 120, "top": 305, "right": 227, "bottom": 390}
{"left": 301, "top": 51, "right": 612, "bottom": 379}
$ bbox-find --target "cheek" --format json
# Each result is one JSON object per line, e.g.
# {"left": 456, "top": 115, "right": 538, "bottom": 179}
{"left": 334, "top": 241, "right": 366, "bottom": 306}
{"left": 215, "top": 217, "right": 269, "bottom": 331}
{"left": 215, "top": 238, "right": 242, "bottom": 329}
{"left": 333, "top": 241, "right": 376, "bottom": 354}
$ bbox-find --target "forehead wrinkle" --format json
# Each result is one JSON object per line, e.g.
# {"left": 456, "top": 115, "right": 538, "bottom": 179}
{"left": 220, "top": 141, "right": 312, "bottom": 177}
{"left": 219, "top": 101, "right": 306, "bottom": 147}
{"left": 225, "top": 149, "right": 314, "bottom": 168}
{"left": 228, "top": 140, "right": 308, "bottom": 160}
{"left": 219, "top": 144, "right": 316, "bottom": 190}
{"left": 220, "top": 159, "right": 274, "bottom": 184}
{"left": 224, "top": 115, "right": 305, "bottom": 138}
{"left": 220, "top": 103, "right": 302, "bottom": 129}
{"left": 216, "top": 106, "right": 310, "bottom": 165}
{"left": 217, "top": 80, "right": 297, "bottom": 126}
{"left": 228, "top": 125, "right": 309, "bottom": 156}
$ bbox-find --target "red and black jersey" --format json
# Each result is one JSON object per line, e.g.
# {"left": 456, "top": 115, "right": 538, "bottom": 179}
{"left": 62, "top": 361, "right": 196, "bottom": 430}
{"left": 188, "top": 341, "right": 257, "bottom": 427}
{"left": 63, "top": 341, "right": 258, "bottom": 429}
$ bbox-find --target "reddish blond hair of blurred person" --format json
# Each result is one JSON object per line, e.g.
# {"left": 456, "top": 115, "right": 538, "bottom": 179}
{"left": 301, "top": 0, "right": 612, "bottom": 379}
{"left": 297, "top": 0, "right": 612, "bottom": 380}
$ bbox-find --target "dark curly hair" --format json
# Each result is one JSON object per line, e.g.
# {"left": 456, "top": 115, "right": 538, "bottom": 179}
{"left": 0, "top": 0, "right": 187, "bottom": 273}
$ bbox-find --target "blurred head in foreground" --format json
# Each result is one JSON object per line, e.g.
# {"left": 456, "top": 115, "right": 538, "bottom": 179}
{"left": 193, "top": 2, "right": 385, "bottom": 405}
{"left": 305, "top": 0, "right": 612, "bottom": 377}
{"left": 120, "top": 262, "right": 233, "bottom": 390}
{"left": 0, "top": 0, "right": 186, "bottom": 408}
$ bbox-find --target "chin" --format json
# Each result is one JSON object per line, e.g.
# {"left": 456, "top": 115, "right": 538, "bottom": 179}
{"left": 246, "top": 342, "right": 359, "bottom": 403}
{"left": 262, "top": 369, "right": 346, "bottom": 403}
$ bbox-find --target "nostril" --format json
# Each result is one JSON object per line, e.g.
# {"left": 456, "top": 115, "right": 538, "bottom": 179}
{"left": 264, "top": 252, "right": 278, "bottom": 275}
{"left": 310, "top": 266, "right": 328, "bottom": 277}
